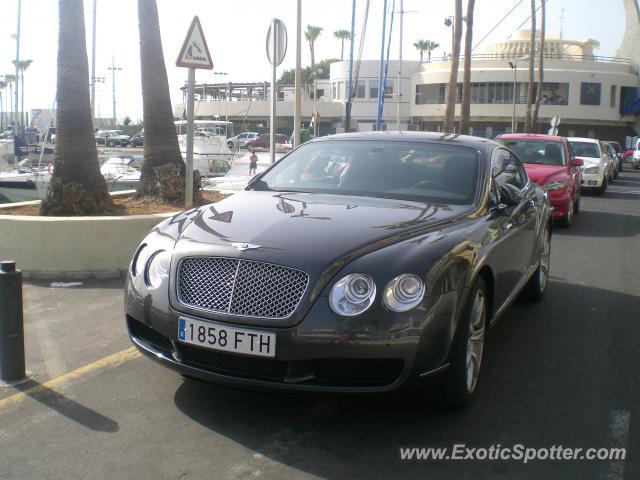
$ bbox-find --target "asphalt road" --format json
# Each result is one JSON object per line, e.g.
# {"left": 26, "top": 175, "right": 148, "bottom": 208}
{"left": 1, "top": 169, "right": 639, "bottom": 480}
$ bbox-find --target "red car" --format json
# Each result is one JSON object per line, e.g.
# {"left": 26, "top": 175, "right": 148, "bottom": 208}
{"left": 496, "top": 134, "right": 583, "bottom": 227}
{"left": 245, "top": 133, "right": 288, "bottom": 149}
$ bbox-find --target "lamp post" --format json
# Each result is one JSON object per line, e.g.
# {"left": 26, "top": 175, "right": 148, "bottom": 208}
{"left": 508, "top": 56, "right": 528, "bottom": 133}
{"left": 107, "top": 56, "right": 123, "bottom": 126}
{"left": 314, "top": 67, "right": 323, "bottom": 137}
{"left": 444, "top": 16, "right": 454, "bottom": 59}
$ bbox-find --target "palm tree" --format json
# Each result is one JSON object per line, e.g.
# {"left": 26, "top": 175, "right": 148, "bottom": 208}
{"left": 414, "top": 40, "right": 439, "bottom": 63}
{"left": 443, "top": 0, "right": 463, "bottom": 133}
{"left": 460, "top": 0, "right": 476, "bottom": 135}
{"left": 524, "top": 0, "right": 537, "bottom": 133}
{"left": 13, "top": 59, "right": 32, "bottom": 127}
{"left": 305, "top": 25, "right": 323, "bottom": 66}
{"left": 0, "top": 80, "right": 6, "bottom": 130}
{"left": 334, "top": 29, "right": 351, "bottom": 61}
{"left": 135, "top": 0, "right": 185, "bottom": 202}
{"left": 40, "top": 0, "right": 114, "bottom": 215}
{"left": 532, "top": 0, "right": 546, "bottom": 131}
{"left": 5, "top": 75, "right": 16, "bottom": 125}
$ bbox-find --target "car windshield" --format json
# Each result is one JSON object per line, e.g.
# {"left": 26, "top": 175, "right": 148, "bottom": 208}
{"left": 251, "top": 140, "right": 480, "bottom": 204}
{"left": 570, "top": 141, "right": 600, "bottom": 158}
{"left": 499, "top": 139, "right": 565, "bottom": 166}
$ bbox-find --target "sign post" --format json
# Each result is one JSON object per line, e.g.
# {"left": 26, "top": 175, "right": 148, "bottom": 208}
{"left": 548, "top": 116, "right": 562, "bottom": 136}
{"left": 266, "top": 19, "right": 288, "bottom": 164}
{"left": 176, "top": 16, "right": 214, "bottom": 209}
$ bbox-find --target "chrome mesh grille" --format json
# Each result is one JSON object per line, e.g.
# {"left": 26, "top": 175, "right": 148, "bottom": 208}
{"left": 177, "top": 257, "right": 309, "bottom": 319}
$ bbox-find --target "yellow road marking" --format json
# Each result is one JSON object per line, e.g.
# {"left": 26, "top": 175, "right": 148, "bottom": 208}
{"left": 0, "top": 346, "right": 141, "bottom": 410}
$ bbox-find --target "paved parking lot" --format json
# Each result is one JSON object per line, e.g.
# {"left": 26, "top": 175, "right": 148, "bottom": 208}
{"left": 1, "top": 170, "right": 639, "bottom": 480}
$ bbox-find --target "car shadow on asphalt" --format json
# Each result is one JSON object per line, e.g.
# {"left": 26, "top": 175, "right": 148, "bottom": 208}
{"left": 170, "top": 281, "right": 639, "bottom": 479}
{"left": 554, "top": 210, "right": 640, "bottom": 237}
{"left": 10, "top": 380, "right": 119, "bottom": 433}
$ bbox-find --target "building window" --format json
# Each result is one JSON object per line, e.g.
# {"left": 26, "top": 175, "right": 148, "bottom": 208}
{"left": 332, "top": 83, "right": 337, "bottom": 100}
{"left": 369, "top": 80, "right": 379, "bottom": 99}
{"left": 384, "top": 79, "right": 394, "bottom": 98}
{"left": 581, "top": 82, "right": 601, "bottom": 105}
{"left": 611, "top": 85, "right": 617, "bottom": 108}
{"left": 356, "top": 80, "right": 366, "bottom": 99}
{"left": 337, "top": 81, "right": 344, "bottom": 100}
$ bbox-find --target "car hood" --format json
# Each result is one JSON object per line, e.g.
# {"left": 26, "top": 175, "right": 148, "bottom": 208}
{"left": 523, "top": 163, "right": 568, "bottom": 185}
{"left": 173, "top": 191, "right": 474, "bottom": 275}
{"left": 576, "top": 156, "right": 603, "bottom": 168}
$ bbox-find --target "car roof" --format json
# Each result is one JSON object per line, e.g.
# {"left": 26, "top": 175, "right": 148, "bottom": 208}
{"left": 568, "top": 137, "right": 599, "bottom": 143}
{"left": 310, "top": 131, "right": 499, "bottom": 151}
{"left": 497, "top": 133, "right": 566, "bottom": 143}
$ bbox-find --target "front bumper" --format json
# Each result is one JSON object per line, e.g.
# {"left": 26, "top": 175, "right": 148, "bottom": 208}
{"left": 545, "top": 189, "right": 572, "bottom": 218}
{"left": 581, "top": 171, "right": 604, "bottom": 188}
{"left": 125, "top": 282, "right": 462, "bottom": 393}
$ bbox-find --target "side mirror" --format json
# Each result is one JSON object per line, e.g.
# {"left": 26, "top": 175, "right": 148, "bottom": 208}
{"left": 570, "top": 158, "right": 584, "bottom": 167}
{"left": 498, "top": 184, "right": 523, "bottom": 207}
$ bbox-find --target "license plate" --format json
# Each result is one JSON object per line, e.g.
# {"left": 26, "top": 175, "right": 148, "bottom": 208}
{"left": 178, "top": 317, "right": 276, "bottom": 358}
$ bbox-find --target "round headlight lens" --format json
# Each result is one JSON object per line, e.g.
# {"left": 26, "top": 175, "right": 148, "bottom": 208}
{"left": 329, "top": 274, "right": 377, "bottom": 317}
{"left": 384, "top": 274, "right": 425, "bottom": 312}
{"left": 144, "top": 250, "right": 171, "bottom": 289}
{"left": 132, "top": 243, "right": 148, "bottom": 277}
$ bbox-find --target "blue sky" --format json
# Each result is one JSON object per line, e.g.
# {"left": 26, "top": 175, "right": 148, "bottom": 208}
{"left": 0, "top": 0, "right": 631, "bottom": 121}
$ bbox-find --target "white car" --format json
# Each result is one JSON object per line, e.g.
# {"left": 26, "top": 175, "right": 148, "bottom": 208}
{"left": 569, "top": 137, "right": 610, "bottom": 195}
{"left": 602, "top": 142, "right": 619, "bottom": 180}
{"left": 633, "top": 139, "right": 640, "bottom": 170}
{"left": 227, "top": 132, "right": 259, "bottom": 150}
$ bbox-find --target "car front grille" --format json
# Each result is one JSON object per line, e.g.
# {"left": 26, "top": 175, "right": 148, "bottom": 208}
{"left": 177, "top": 257, "right": 309, "bottom": 319}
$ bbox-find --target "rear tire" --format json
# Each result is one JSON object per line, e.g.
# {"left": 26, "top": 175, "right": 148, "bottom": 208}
{"left": 558, "top": 197, "right": 574, "bottom": 228}
{"left": 437, "top": 277, "right": 487, "bottom": 408}
{"left": 522, "top": 223, "right": 551, "bottom": 301}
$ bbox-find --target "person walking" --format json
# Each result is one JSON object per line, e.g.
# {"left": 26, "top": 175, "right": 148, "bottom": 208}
{"left": 249, "top": 150, "right": 258, "bottom": 176}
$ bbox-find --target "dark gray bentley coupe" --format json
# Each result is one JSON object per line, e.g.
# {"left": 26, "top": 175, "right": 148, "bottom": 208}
{"left": 125, "top": 132, "right": 552, "bottom": 406}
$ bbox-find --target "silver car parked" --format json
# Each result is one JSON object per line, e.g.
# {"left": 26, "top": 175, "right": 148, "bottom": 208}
{"left": 227, "top": 132, "right": 259, "bottom": 150}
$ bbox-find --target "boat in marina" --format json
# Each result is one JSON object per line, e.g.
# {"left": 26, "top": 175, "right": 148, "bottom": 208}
{"left": 100, "top": 156, "right": 141, "bottom": 192}
{"left": 0, "top": 168, "right": 51, "bottom": 204}
{"left": 175, "top": 120, "right": 235, "bottom": 176}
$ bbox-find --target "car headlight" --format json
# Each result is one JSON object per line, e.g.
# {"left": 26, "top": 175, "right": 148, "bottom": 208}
{"left": 144, "top": 250, "right": 171, "bottom": 289}
{"left": 383, "top": 274, "right": 425, "bottom": 312}
{"left": 329, "top": 273, "right": 377, "bottom": 316}
{"left": 584, "top": 166, "right": 600, "bottom": 174}
{"left": 543, "top": 180, "right": 569, "bottom": 191}
{"left": 131, "top": 243, "right": 149, "bottom": 277}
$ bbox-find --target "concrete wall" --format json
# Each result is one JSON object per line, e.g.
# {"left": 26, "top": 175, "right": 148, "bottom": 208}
{"left": 0, "top": 211, "right": 176, "bottom": 277}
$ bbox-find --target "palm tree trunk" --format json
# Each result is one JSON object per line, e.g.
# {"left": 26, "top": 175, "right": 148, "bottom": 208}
{"left": 420, "top": 51, "right": 424, "bottom": 63}
{"left": 341, "top": 39, "right": 345, "bottom": 61}
{"left": 21, "top": 74, "right": 25, "bottom": 128}
{"left": 40, "top": 0, "right": 114, "bottom": 216}
{"left": 310, "top": 42, "right": 316, "bottom": 67}
{"left": 459, "top": 0, "right": 476, "bottom": 135}
{"left": 524, "top": 0, "right": 537, "bottom": 133}
{"left": 135, "top": 0, "right": 186, "bottom": 202}
{"left": 443, "top": 0, "right": 463, "bottom": 133}
{"left": 532, "top": 0, "right": 546, "bottom": 131}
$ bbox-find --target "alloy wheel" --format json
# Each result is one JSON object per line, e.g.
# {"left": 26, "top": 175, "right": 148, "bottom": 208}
{"left": 466, "top": 290, "right": 486, "bottom": 393}
{"left": 539, "top": 228, "right": 551, "bottom": 292}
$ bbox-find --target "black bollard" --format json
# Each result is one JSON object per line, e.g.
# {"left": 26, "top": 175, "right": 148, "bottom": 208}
{"left": 0, "top": 261, "right": 25, "bottom": 381}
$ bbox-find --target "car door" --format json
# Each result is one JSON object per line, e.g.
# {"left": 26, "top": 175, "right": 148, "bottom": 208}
{"left": 565, "top": 141, "right": 581, "bottom": 196}
{"left": 488, "top": 147, "right": 540, "bottom": 307}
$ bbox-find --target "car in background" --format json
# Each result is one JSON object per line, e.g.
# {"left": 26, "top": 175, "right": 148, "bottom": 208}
{"left": 227, "top": 132, "right": 259, "bottom": 150}
{"left": 128, "top": 130, "right": 144, "bottom": 147}
{"left": 244, "top": 133, "right": 288, "bottom": 149}
{"left": 497, "top": 134, "right": 582, "bottom": 227}
{"left": 632, "top": 139, "right": 640, "bottom": 170}
{"left": 96, "top": 130, "right": 131, "bottom": 147}
{"left": 602, "top": 142, "right": 619, "bottom": 179}
{"left": 603, "top": 141, "right": 623, "bottom": 172}
{"left": 125, "top": 132, "right": 552, "bottom": 407}
{"left": 568, "top": 137, "right": 610, "bottom": 195}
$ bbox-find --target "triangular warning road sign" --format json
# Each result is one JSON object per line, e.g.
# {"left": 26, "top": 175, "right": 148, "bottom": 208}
{"left": 176, "top": 16, "right": 213, "bottom": 69}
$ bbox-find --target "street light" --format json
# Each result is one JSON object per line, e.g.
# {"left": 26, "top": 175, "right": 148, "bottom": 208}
{"left": 107, "top": 56, "right": 123, "bottom": 126}
{"left": 508, "top": 56, "right": 528, "bottom": 133}
{"left": 444, "top": 16, "right": 454, "bottom": 58}
{"left": 314, "top": 67, "right": 323, "bottom": 137}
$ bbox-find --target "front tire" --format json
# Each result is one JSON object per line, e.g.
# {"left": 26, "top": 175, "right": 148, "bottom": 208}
{"left": 559, "top": 197, "right": 574, "bottom": 228}
{"left": 439, "top": 277, "right": 487, "bottom": 408}
{"left": 596, "top": 176, "right": 608, "bottom": 196}
{"left": 522, "top": 223, "right": 551, "bottom": 301}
